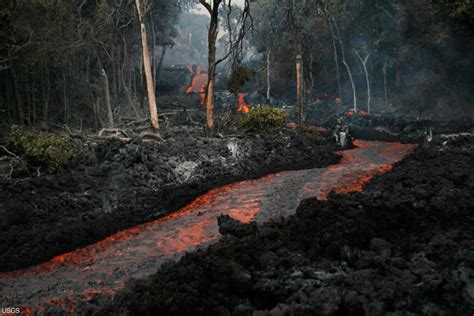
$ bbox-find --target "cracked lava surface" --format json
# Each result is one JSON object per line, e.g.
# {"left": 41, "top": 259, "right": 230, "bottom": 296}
{"left": 0, "top": 140, "right": 417, "bottom": 314}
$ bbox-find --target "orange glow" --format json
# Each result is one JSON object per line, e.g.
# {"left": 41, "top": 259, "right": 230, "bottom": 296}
{"left": 23, "top": 307, "right": 32, "bottom": 316}
{"left": 237, "top": 93, "right": 250, "bottom": 113}
{"left": 185, "top": 65, "right": 209, "bottom": 106}
{"left": 346, "top": 111, "right": 355, "bottom": 116}
{"left": 359, "top": 111, "right": 368, "bottom": 116}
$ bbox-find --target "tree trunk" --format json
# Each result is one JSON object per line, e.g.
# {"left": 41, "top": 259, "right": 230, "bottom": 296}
{"left": 206, "top": 41, "right": 216, "bottom": 133}
{"left": 266, "top": 49, "right": 271, "bottom": 102}
{"left": 135, "top": 0, "right": 159, "bottom": 130}
{"left": 121, "top": 37, "right": 139, "bottom": 118}
{"left": 206, "top": 78, "right": 215, "bottom": 132}
{"left": 307, "top": 52, "right": 314, "bottom": 96}
{"left": 41, "top": 62, "right": 50, "bottom": 125}
{"left": 32, "top": 81, "right": 36, "bottom": 126}
{"left": 203, "top": 0, "right": 220, "bottom": 134}
{"left": 332, "top": 17, "right": 357, "bottom": 112}
{"left": 10, "top": 66, "right": 24, "bottom": 124}
{"left": 100, "top": 69, "right": 114, "bottom": 128}
{"left": 355, "top": 50, "right": 371, "bottom": 114}
{"left": 63, "top": 73, "right": 69, "bottom": 125}
{"left": 328, "top": 20, "right": 342, "bottom": 103}
{"left": 296, "top": 43, "right": 303, "bottom": 122}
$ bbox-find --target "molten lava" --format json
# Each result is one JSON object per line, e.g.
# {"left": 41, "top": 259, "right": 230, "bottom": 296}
{"left": 185, "top": 65, "right": 208, "bottom": 106}
{"left": 0, "top": 141, "right": 417, "bottom": 314}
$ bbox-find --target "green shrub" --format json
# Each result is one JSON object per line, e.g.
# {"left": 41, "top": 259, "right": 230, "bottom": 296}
{"left": 237, "top": 105, "right": 288, "bottom": 134}
{"left": 6, "top": 126, "right": 80, "bottom": 172}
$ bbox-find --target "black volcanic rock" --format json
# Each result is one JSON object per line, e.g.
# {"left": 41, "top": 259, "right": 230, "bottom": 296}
{"left": 101, "top": 135, "right": 474, "bottom": 315}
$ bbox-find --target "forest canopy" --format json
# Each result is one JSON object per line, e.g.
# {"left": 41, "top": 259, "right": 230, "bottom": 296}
{"left": 0, "top": 0, "right": 472, "bottom": 128}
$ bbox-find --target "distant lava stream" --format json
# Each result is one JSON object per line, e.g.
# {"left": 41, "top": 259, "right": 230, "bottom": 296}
{"left": 0, "top": 140, "right": 417, "bottom": 315}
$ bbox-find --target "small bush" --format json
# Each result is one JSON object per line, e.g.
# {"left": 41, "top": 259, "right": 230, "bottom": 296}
{"left": 237, "top": 105, "right": 288, "bottom": 134}
{"left": 6, "top": 126, "right": 80, "bottom": 172}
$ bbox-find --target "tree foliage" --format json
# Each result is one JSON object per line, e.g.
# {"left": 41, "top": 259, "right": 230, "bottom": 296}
{"left": 0, "top": 0, "right": 181, "bottom": 127}
{"left": 251, "top": 0, "right": 473, "bottom": 117}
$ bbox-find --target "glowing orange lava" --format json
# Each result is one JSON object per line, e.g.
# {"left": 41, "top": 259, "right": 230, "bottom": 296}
{"left": 0, "top": 141, "right": 418, "bottom": 314}
{"left": 185, "top": 65, "right": 208, "bottom": 106}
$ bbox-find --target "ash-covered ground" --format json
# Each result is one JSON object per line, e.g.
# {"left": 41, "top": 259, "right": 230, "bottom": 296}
{"left": 0, "top": 109, "right": 339, "bottom": 272}
{"left": 101, "top": 134, "right": 474, "bottom": 315}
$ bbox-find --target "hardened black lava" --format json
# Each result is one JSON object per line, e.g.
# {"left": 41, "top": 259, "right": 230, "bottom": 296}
{"left": 0, "top": 128, "right": 340, "bottom": 272}
{"left": 102, "top": 135, "right": 474, "bottom": 315}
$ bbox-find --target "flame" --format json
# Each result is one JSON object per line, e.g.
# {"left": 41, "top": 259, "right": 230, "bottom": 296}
{"left": 237, "top": 93, "right": 250, "bottom": 113}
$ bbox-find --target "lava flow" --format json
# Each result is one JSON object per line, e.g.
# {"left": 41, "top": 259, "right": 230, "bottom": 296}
{"left": 184, "top": 65, "right": 251, "bottom": 112}
{"left": 185, "top": 65, "right": 208, "bottom": 105}
{"left": 0, "top": 141, "right": 417, "bottom": 314}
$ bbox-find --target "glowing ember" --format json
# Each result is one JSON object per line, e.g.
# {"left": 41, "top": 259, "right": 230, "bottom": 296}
{"left": 237, "top": 93, "right": 250, "bottom": 113}
{"left": 0, "top": 141, "right": 417, "bottom": 314}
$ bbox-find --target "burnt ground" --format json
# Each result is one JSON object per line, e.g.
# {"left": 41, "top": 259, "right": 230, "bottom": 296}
{"left": 0, "top": 123, "right": 340, "bottom": 272}
{"left": 102, "top": 135, "right": 474, "bottom": 315}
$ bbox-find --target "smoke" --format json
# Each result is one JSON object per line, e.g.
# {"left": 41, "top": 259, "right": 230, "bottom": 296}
{"left": 163, "top": 4, "right": 258, "bottom": 69}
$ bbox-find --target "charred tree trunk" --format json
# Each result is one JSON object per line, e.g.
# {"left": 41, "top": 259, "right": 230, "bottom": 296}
{"left": 200, "top": 0, "right": 222, "bottom": 134}
{"left": 41, "top": 62, "right": 50, "bottom": 126}
{"left": 332, "top": 17, "right": 357, "bottom": 112}
{"left": 266, "top": 49, "right": 271, "bottom": 102}
{"left": 10, "top": 66, "right": 24, "bottom": 124}
{"left": 206, "top": 31, "right": 217, "bottom": 133}
{"left": 354, "top": 50, "right": 371, "bottom": 114}
{"left": 135, "top": 0, "right": 159, "bottom": 130}
{"left": 63, "top": 73, "right": 69, "bottom": 125}
{"left": 100, "top": 69, "right": 114, "bottom": 128}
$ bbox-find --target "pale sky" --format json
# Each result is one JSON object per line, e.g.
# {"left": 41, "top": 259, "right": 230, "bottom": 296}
{"left": 192, "top": 0, "right": 245, "bottom": 15}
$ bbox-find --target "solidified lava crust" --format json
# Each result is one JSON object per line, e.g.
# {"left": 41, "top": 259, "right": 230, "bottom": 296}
{"left": 99, "top": 136, "right": 473, "bottom": 315}
{"left": 0, "top": 129, "right": 340, "bottom": 272}
{"left": 0, "top": 140, "right": 417, "bottom": 315}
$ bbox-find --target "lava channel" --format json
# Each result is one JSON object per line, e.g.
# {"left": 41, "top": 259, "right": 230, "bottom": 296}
{"left": 0, "top": 140, "right": 417, "bottom": 315}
